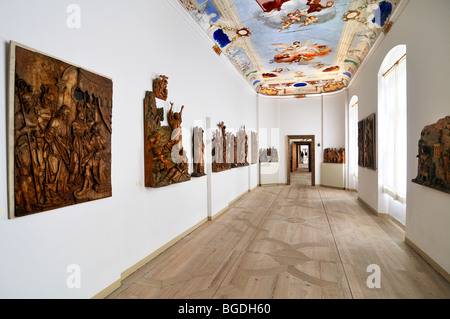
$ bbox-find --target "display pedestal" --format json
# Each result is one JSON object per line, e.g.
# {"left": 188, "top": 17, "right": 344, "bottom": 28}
{"left": 321, "top": 163, "right": 345, "bottom": 189}
{"left": 260, "top": 163, "right": 279, "bottom": 185}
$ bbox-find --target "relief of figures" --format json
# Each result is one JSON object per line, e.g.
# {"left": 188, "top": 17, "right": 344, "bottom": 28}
{"left": 235, "top": 126, "right": 249, "bottom": 167}
{"left": 358, "top": 120, "right": 364, "bottom": 167}
{"left": 212, "top": 122, "right": 231, "bottom": 172}
{"left": 10, "top": 44, "right": 112, "bottom": 218}
{"left": 364, "top": 114, "right": 376, "bottom": 170}
{"left": 259, "top": 147, "right": 279, "bottom": 163}
{"left": 412, "top": 116, "right": 450, "bottom": 194}
{"left": 324, "top": 148, "right": 345, "bottom": 164}
{"left": 192, "top": 126, "right": 206, "bottom": 177}
{"left": 144, "top": 85, "right": 190, "bottom": 188}
{"left": 251, "top": 131, "right": 258, "bottom": 164}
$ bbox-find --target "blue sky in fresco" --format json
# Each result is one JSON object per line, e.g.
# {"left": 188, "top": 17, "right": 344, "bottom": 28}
{"left": 231, "top": 0, "right": 351, "bottom": 73}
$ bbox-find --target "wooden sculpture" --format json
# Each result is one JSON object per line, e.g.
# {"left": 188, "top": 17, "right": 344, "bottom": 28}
{"left": 412, "top": 116, "right": 450, "bottom": 194}
{"left": 236, "top": 126, "right": 249, "bottom": 167}
{"left": 259, "top": 147, "right": 279, "bottom": 163}
{"left": 324, "top": 148, "right": 345, "bottom": 164}
{"left": 212, "top": 122, "right": 231, "bottom": 172}
{"left": 192, "top": 126, "right": 206, "bottom": 177}
{"left": 358, "top": 120, "right": 365, "bottom": 167}
{"left": 364, "top": 114, "right": 376, "bottom": 170}
{"left": 153, "top": 75, "right": 169, "bottom": 101}
{"left": 251, "top": 131, "right": 258, "bottom": 164}
{"left": 10, "top": 43, "right": 113, "bottom": 218}
{"left": 144, "top": 90, "right": 190, "bottom": 187}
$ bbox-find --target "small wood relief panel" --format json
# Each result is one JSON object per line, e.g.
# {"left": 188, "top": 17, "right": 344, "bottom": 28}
{"left": 212, "top": 122, "right": 231, "bottom": 172}
{"left": 235, "top": 126, "right": 249, "bottom": 167}
{"left": 358, "top": 120, "right": 365, "bottom": 167}
{"left": 251, "top": 131, "right": 258, "bottom": 164}
{"left": 144, "top": 86, "right": 190, "bottom": 188}
{"left": 412, "top": 116, "right": 450, "bottom": 194}
{"left": 358, "top": 113, "right": 376, "bottom": 170}
{"left": 324, "top": 148, "right": 345, "bottom": 164}
{"left": 9, "top": 42, "right": 113, "bottom": 218}
{"left": 259, "top": 147, "right": 279, "bottom": 163}
{"left": 192, "top": 126, "right": 206, "bottom": 177}
{"left": 364, "top": 113, "right": 376, "bottom": 170}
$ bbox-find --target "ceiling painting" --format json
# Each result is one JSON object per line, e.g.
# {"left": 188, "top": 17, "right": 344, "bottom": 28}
{"left": 179, "top": 0, "right": 401, "bottom": 96}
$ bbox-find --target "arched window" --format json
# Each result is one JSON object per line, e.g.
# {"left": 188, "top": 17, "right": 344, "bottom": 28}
{"left": 378, "top": 45, "right": 407, "bottom": 225}
{"left": 348, "top": 95, "right": 359, "bottom": 190}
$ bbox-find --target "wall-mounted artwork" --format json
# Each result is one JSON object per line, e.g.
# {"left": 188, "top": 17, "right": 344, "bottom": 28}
{"left": 260, "top": 147, "right": 279, "bottom": 163}
{"left": 324, "top": 148, "right": 345, "bottom": 164}
{"left": 192, "top": 126, "right": 206, "bottom": 177}
{"left": 412, "top": 116, "right": 450, "bottom": 194}
{"left": 251, "top": 131, "right": 258, "bottom": 164}
{"left": 153, "top": 75, "right": 168, "bottom": 101}
{"left": 364, "top": 113, "right": 376, "bottom": 170}
{"left": 358, "top": 120, "right": 365, "bottom": 167}
{"left": 144, "top": 83, "right": 190, "bottom": 187}
{"left": 357, "top": 114, "right": 376, "bottom": 170}
{"left": 212, "top": 122, "right": 232, "bottom": 172}
{"left": 8, "top": 42, "right": 113, "bottom": 219}
{"left": 235, "top": 126, "right": 249, "bottom": 167}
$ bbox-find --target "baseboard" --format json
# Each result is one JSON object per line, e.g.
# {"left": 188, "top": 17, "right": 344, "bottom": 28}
{"left": 94, "top": 186, "right": 261, "bottom": 298}
{"left": 92, "top": 217, "right": 208, "bottom": 299}
{"left": 405, "top": 237, "right": 450, "bottom": 283}
{"left": 357, "top": 196, "right": 388, "bottom": 217}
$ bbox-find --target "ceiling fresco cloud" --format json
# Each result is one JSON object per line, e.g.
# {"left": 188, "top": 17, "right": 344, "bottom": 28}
{"left": 178, "top": 0, "right": 401, "bottom": 96}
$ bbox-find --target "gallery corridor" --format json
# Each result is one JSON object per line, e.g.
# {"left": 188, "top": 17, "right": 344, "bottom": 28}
{"left": 106, "top": 185, "right": 450, "bottom": 299}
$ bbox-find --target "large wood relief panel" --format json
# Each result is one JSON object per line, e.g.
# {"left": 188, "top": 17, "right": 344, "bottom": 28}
{"left": 8, "top": 42, "right": 113, "bottom": 219}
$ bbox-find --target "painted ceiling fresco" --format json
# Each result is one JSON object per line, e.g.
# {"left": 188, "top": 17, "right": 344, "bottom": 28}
{"left": 178, "top": 0, "right": 401, "bottom": 96}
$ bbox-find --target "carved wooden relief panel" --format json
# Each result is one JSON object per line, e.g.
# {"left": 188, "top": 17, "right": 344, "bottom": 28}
{"left": 153, "top": 75, "right": 168, "bottom": 101}
{"left": 412, "top": 116, "right": 450, "bottom": 194}
{"left": 251, "top": 131, "right": 258, "bottom": 164}
{"left": 192, "top": 126, "right": 206, "bottom": 177}
{"left": 358, "top": 120, "right": 365, "bottom": 167}
{"left": 236, "top": 126, "right": 249, "bottom": 167}
{"left": 212, "top": 122, "right": 231, "bottom": 172}
{"left": 259, "top": 147, "right": 279, "bottom": 163}
{"left": 324, "top": 148, "right": 345, "bottom": 164}
{"left": 144, "top": 86, "right": 190, "bottom": 188}
{"left": 8, "top": 42, "right": 113, "bottom": 218}
{"left": 364, "top": 113, "right": 376, "bottom": 170}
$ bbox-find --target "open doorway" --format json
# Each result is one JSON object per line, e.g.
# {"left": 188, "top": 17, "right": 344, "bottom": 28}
{"left": 287, "top": 135, "right": 315, "bottom": 186}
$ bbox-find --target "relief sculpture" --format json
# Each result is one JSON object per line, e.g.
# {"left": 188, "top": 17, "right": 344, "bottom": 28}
{"left": 412, "top": 116, "right": 450, "bottom": 194}
{"left": 212, "top": 122, "right": 231, "bottom": 172}
{"left": 144, "top": 83, "right": 190, "bottom": 188}
{"left": 251, "top": 131, "right": 258, "bottom": 164}
{"left": 259, "top": 147, "right": 279, "bottom": 163}
{"left": 10, "top": 43, "right": 113, "bottom": 218}
{"left": 192, "top": 126, "right": 206, "bottom": 177}
{"left": 324, "top": 148, "right": 345, "bottom": 164}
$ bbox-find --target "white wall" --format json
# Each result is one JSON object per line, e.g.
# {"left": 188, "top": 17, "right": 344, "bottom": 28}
{"left": 347, "top": 0, "right": 450, "bottom": 273}
{"left": 258, "top": 93, "right": 346, "bottom": 185}
{"left": 0, "top": 0, "right": 257, "bottom": 298}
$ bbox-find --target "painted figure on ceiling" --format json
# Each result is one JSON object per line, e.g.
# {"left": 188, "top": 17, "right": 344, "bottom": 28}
{"left": 258, "top": 0, "right": 292, "bottom": 12}
{"left": 272, "top": 40, "right": 332, "bottom": 64}
{"left": 306, "top": 0, "right": 334, "bottom": 14}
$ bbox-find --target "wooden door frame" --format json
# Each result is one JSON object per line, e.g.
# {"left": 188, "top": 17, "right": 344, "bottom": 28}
{"left": 286, "top": 135, "right": 315, "bottom": 186}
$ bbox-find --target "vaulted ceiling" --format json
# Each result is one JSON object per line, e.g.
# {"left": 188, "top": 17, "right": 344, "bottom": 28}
{"left": 178, "top": 0, "right": 401, "bottom": 96}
